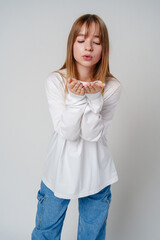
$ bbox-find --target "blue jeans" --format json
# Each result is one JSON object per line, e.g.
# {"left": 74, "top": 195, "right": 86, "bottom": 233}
{"left": 31, "top": 180, "right": 112, "bottom": 240}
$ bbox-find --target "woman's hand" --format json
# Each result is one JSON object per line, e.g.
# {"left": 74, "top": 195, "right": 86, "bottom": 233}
{"left": 84, "top": 82, "right": 105, "bottom": 94}
{"left": 67, "top": 78, "right": 85, "bottom": 96}
{"left": 67, "top": 78, "right": 105, "bottom": 96}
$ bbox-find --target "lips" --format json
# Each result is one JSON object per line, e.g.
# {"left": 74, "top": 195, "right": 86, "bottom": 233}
{"left": 83, "top": 55, "right": 93, "bottom": 60}
{"left": 83, "top": 55, "right": 92, "bottom": 58}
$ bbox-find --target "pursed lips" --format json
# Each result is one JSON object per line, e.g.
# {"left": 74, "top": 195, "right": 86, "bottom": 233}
{"left": 83, "top": 55, "right": 93, "bottom": 58}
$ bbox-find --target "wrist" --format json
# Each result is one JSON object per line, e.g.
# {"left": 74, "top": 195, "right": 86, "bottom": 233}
{"left": 68, "top": 88, "right": 86, "bottom": 99}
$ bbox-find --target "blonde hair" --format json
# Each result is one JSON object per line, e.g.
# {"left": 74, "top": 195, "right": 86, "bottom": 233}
{"left": 53, "top": 14, "right": 117, "bottom": 99}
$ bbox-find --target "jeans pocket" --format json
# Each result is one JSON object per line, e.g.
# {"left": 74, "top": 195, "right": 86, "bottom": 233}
{"left": 37, "top": 189, "right": 46, "bottom": 203}
{"left": 105, "top": 189, "right": 112, "bottom": 206}
{"left": 36, "top": 189, "right": 47, "bottom": 229}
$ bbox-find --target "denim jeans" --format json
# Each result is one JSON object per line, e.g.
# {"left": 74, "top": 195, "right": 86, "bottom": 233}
{"left": 31, "top": 180, "right": 112, "bottom": 240}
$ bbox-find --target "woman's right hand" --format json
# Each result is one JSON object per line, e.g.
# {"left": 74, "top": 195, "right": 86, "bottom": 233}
{"left": 67, "top": 78, "right": 85, "bottom": 96}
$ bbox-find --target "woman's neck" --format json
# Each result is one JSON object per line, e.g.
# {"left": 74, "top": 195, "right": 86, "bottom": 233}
{"left": 76, "top": 65, "right": 94, "bottom": 82}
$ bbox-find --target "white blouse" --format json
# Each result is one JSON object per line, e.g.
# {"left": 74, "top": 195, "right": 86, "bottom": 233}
{"left": 41, "top": 68, "right": 122, "bottom": 199}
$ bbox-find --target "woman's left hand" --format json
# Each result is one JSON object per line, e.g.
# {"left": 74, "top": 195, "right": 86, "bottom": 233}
{"left": 84, "top": 82, "right": 105, "bottom": 94}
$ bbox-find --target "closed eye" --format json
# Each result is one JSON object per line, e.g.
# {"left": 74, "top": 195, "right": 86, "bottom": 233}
{"left": 77, "top": 41, "right": 101, "bottom": 45}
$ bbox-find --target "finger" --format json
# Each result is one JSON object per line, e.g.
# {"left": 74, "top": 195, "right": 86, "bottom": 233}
{"left": 90, "top": 83, "right": 97, "bottom": 91}
{"left": 84, "top": 85, "right": 91, "bottom": 93}
{"left": 80, "top": 88, "right": 85, "bottom": 95}
{"left": 95, "top": 82, "right": 105, "bottom": 88}
{"left": 85, "top": 83, "right": 101, "bottom": 93}
{"left": 77, "top": 85, "right": 83, "bottom": 92}
{"left": 88, "top": 83, "right": 97, "bottom": 91}
{"left": 73, "top": 81, "right": 82, "bottom": 90}
{"left": 70, "top": 80, "right": 78, "bottom": 89}
{"left": 94, "top": 83, "right": 104, "bottom": 91}
{"left": 68, "top": 77, "right": 73, "bottom": 84}
{"left": 85, "top": 82, "right": 93, "bottom": 88}
{"left": 74, "top": 83, "right": 84, "bottom": 93}
{"left": 99, "top": 83, "right": 105, "bottom": 88}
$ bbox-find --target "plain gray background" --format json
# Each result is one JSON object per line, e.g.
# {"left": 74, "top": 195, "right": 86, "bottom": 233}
{"left": 1, "top": 0, "right": 160, "bottom": 239}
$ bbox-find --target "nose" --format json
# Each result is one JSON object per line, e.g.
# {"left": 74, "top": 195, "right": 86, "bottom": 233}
{"left": 85, "top": 41, "right": 93, "bottom": 51}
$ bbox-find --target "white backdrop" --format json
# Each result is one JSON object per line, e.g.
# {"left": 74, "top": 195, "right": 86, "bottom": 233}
{"left": 1, "top": 0, "right": 160, "bottom": 239}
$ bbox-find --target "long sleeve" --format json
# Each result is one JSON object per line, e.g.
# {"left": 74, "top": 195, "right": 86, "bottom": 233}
{"left": 80, "top": 81, "right": 122, "bottom": 142}
{"left": 45, "top": 72, "right": 88, "bottom": 141}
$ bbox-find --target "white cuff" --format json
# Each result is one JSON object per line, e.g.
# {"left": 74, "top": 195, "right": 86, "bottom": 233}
{"left": 85, "top": 91, "right": 102, "bottom": 100}
{"left": 65, "top": 88, "right": 87, "bottom": 106}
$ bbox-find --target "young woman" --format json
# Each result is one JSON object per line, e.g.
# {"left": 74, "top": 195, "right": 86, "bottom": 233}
{"left": 31, "top": 13, "right": 122, "bottom": 240}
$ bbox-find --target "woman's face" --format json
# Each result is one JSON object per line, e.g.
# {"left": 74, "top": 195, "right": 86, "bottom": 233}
{"left": 73, "top": 22, "right": 102, "bottom": 71}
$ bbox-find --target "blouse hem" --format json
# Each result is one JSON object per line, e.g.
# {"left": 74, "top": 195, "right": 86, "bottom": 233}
{"left": 41, "top": 175, "right": 118, "bottom": 200}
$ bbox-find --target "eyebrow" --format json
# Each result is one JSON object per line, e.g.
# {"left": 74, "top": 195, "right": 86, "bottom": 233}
{"left": 77, "top": 34, "right": 100, "bottom": 38}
